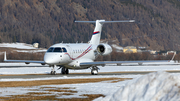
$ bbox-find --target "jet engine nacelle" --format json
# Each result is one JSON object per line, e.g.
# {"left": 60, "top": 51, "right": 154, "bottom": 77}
{"left": 97, "top": 44, "right": 112, "bottom": 55}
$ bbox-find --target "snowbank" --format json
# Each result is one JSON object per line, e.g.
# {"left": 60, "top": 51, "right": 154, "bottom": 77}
{"left": 0, "top": 43, "right": 47, "bottom": 52}
{"left": 0, "top": 43, "right": 36, "bottom": 49}
{"left": 111, "top": 44, "right": 123, "bottom": 52}
{"left": 102, "top": 71, "right": 180, "bottom": 101}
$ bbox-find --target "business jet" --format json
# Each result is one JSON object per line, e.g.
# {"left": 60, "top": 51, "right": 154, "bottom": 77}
{"left": 4, "top": 20, "right": 170, "bottom": 75}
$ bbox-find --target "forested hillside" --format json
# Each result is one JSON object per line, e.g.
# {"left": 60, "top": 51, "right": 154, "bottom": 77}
{"left": 0, "top": 0, "right": 180, "bottom": 50}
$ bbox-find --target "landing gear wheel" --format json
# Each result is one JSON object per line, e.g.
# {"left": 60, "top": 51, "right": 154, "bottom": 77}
{"left": 91, "top": 66, "right": 99, "bottom": 75}
{"left": 50, "top": 71, "right": 56, "bottom": 75}
{"left": 61, "top": 67, "right": 69, "bottom": 74}
{"left": 91, "top": 69, "right": 98, "bottom": 75}
{"left": 61, "top": 67, "right": 65, "bottom": 74}
{"left": 50, "top": 65, "right": 56, "bottom": 75}
{"left": 65, "top": 68, "right": 69, "bottom": 74}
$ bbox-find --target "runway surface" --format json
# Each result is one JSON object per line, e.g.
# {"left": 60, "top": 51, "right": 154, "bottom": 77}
{"left": 1, "top": 70, "right": 180, "bottom": 79}
{"left": 0, "top": 64, "right": 180, "bottom": 68}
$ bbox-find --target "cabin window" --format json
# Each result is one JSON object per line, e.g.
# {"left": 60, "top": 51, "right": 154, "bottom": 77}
{"left": 47, "top": 47, "right": 54, "bottom": 52}
{"left": 47, "top": 47, "right": 67, "bottom": 53}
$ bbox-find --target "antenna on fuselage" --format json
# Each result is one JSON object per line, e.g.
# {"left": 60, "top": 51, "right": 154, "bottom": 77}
{"left": 75, "top": 20, "right": 135, "bottom": 45}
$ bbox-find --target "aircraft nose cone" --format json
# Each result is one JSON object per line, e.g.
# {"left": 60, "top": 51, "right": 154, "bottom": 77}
{"left": 44, "top": 58, "right": 53, "bottom": 64}
{"left": 44, "top": 54, "right": 55, "bottom": 64}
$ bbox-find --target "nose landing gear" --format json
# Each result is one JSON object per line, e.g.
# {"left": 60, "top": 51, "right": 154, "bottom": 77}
{"left": 50, "top": 65, "right": 56, "bottom": 75}
{"left": 50, "top": 65, "right": 69, "bottom": 75}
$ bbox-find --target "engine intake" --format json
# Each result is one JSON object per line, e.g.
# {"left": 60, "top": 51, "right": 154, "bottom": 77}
{"left": 97, "top": 44, "right": 112, "bottom": 55}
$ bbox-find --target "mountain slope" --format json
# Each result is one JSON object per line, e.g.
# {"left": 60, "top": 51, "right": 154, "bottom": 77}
{"left": 0, "top": 0, "right": 180, "bottom": 50}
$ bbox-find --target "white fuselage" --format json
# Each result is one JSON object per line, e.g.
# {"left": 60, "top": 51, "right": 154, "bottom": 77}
{"left": 43, "top": 20, "right": 128, "bottom": 70}
{"left": 44, "top": 43, "right": 97, "bottom": 69}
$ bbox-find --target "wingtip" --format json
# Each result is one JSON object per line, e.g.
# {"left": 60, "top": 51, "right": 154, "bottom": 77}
{"left": 4, "top": 51, "right": 6, "bottom": 61}
{"left": 170, "top": 52, "right": 176, "bottom": 61}
{"left": 129, "top": 20, "right": 135, "bottom": 22}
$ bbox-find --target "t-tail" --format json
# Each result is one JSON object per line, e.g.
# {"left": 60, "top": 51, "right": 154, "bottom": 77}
{"left": 75, "top": 20, "right": 135, "bottom": 45}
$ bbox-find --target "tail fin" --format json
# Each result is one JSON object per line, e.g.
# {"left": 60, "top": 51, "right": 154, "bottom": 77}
{"left": 75, "top": 20, "right": 135, "bottom": 45}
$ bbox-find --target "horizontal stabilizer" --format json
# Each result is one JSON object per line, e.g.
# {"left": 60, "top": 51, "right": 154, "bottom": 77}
{"left": 99, "top": 20, "right": 135, "bottom": 24}
{"left": 75, "top": 20, "right": 135, "bottom": 24}
{"left": 75, "top": 21, "right": 96, "bottom": 23}
{"left": 75, "top": 19, "right": 135, "bottom": 45}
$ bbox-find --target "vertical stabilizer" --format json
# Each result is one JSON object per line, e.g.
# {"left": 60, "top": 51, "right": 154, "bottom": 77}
{"left": 90, "top": 20, "right": 105, "bottom": 45}
{"left": 75, "top": 20, "right": 135, "bottom": 45}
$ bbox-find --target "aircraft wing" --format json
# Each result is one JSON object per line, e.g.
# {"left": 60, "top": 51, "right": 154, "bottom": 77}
{"left": 80, "top": 60, "right": 170, "bottom": 67}
{"left": 3, "top": 52, "right": 46, "bottom": 65}
{"left": 4, "top": 60, "right": 45, "bottom": 64}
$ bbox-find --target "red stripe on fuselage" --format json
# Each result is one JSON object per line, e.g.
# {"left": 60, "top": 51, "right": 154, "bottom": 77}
{"left": 65, "top": 45, "right": 92, "bottom": 60}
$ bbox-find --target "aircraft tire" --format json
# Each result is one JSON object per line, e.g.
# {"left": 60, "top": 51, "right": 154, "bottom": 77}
{"left": 91, "top": 69, "right": 98, "bottom": 75}
{"left": 61, "top": 67, "right": 66, "bottom": 74}
{"left": 65, "top": 69, "right": 69, "bottom": 74}
{"left": 53, "top": 71, "right": 56, "bottom": 75}
{"left": 50, "top": 71, "right": 56, "bottom": 75}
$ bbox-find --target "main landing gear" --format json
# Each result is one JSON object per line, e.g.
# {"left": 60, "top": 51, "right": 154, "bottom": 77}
{"left": 61, "top": 67, "right": 69, "bottom": 74}
{"left": 50, "top": 65, "right": 69, "bottom": 75}
{"left": 91, "top": 66, "right": 99, "bottom": 75}
{"left": 50, "top": 65, "right": 99, "bottom": 75}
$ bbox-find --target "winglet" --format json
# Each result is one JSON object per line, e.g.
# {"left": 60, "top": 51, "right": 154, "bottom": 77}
{"left": 168, "top": 52, "right": 176, "bottom": 62}
{"left": 170, "top": 52, "right": 176, "bottom": 62}
{"left": 4, "top": 51, "right": 7, "bottom": 61}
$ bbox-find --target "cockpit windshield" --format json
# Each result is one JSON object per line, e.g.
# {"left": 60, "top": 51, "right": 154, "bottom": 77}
{"left": 47, "top": 47, "right": 67, "bottom": 53}
{"left": 62, "top": 48, "right": 67, "bottom": 52}
{"left": 47, "top": 47, "right": 54, "bottom": 52}
{"left": 54, "top": 47, "right": 62, "bottom": 52}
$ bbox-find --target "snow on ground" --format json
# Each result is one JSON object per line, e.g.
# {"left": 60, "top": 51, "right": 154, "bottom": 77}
{"left": 100, "top": 71, "right": 180, "bottom": 101}
{"left": 0, "top": 77, "right": 133, "bottom": 98}
{"left": 111, "top": 44, "right": 123, "bottom": 52}
{"left": 0, "top": 61, "right": 180, "bottom": 75}
{"left": 0, "top": 75, "right": 140, "bottom": 82}
{"left": 0, "top": 43, "right": 37, "bottom": 49}
{"left": 1, "top": 63, "right": 180, "bottom": 100}
{"left": 1, "top": 71, "right": 180, "bottom": 101}
{"left": 0, "top": 43, "right": 47, "bottom": 52}
{"left": 15, "top": 49, "right": 47, "bottom": 53}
